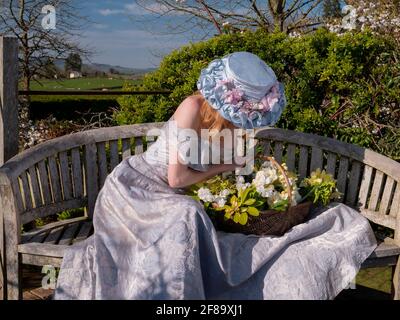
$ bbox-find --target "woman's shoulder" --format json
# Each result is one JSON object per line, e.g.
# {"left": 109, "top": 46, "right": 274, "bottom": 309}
{"left": 173, "top": 95, "right": 203, "bottom": 129}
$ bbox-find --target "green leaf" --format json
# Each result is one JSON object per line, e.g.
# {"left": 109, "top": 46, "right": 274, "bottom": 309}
{"left": 233, "top": 212, "right": 241, "bottom": 223}
{"left": 247, "top": 206, "right": 259, "bottom": 216}
{"left": 243, "top": 198, "right": 256, "bottom": 205}
{"left": 238, "top": 213, "right": 248, "bottom": 225}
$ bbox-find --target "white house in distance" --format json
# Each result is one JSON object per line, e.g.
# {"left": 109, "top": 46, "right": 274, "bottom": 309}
{"left": 69, "top": 71, "right": 82, "bottom": 79}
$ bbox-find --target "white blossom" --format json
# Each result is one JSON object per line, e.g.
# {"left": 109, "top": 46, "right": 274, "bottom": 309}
{"left": 197, "top": 187, "right": 215, "bottom": 202}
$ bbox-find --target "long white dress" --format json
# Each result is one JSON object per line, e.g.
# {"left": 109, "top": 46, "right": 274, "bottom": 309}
{"left": 54, "top": 120, "right": 377, "bottom": 300}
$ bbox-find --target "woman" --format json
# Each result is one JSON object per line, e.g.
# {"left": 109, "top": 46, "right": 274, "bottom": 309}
{"left": 54, "top": 52, "right": 376, "bottom": 300}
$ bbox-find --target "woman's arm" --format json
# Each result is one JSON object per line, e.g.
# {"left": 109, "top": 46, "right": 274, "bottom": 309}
{"left": 167, "top": 96, "right": 241, "bottom": 189}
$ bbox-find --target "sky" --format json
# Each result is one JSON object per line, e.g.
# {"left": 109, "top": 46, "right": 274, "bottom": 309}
{"left": 78, "top": 1, "right": 206, "bottom": 69}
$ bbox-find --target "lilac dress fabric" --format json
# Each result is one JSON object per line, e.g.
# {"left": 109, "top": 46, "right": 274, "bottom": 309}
{"left": 54, "top": 121, "right": 377, "bottom": 300}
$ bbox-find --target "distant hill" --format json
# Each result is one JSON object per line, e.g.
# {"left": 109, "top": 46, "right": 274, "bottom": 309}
{"left": 54, "top": 59, "right": 155, "bottom": 75}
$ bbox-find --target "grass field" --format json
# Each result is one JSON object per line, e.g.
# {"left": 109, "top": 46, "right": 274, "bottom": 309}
{"left": 25, "top": 77, "right": 142, "bottom": 91}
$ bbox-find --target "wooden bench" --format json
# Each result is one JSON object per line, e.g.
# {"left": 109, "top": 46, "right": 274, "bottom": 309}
{"left": 0, "top": 123, "right": 399, "bottom": 300}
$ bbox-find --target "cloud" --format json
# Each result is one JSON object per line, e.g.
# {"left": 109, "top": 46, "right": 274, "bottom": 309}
{"left": 99, "top": 8, "right": 124, "bottom": 16}
{"left": 99, "top": 2, "right": 184, "bottom": 17}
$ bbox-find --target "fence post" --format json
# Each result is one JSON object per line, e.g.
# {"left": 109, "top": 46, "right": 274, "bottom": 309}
{"left": 0, "top": 36, "right": 19, "bottom": 300}
{"left": 0, "top": 36, "right": 19, "bottom": 165}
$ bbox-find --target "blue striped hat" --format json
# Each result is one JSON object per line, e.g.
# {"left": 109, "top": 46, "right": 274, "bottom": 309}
{"left": 197, "top": 51, "right": 287, "bottom": 129}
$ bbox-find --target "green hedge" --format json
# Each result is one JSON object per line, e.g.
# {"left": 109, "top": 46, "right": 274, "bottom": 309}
{"left": 115, "top": 29, "right": 400, "bottom": 160}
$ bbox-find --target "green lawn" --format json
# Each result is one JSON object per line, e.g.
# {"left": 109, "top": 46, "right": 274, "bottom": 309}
{"left": 22, "top": 77, "right": 142, "bottom": 91}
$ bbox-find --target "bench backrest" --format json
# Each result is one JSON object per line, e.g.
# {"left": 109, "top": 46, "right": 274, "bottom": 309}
{"left": 0, "top": 123, "right": 399, "bottom": 244}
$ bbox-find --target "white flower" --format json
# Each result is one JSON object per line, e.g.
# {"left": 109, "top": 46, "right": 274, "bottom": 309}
{"left": 219, "top": 189, "right": 230, "bottom": 198}
{"left": 256, "top": 184, "right": 275, "bottom": 198}
{"left": 197, "top": 187, "right": 215, "bottom": 202}
{"left": 236, "top": 176, "right": 251, "bottom": 191}
{"left": 214, "top": 197, "right": 226, "bottom": 208}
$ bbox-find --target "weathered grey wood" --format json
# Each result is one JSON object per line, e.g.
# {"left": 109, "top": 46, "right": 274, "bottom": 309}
{"left": 11, "top": 177, "right": 24, "bottom": 214}
{"left": 0, "top": 184, "right": 3, "bottom": 300}
{"left": 261, "top": 140, "right": 271, "bottom": 156}
{"left": 135, "top": 137, "right": 144, "bottom": 155}
{"left": 298, "top": 146, "right": 309, "bottom": 180}
{"left": 43, "top": 226, "right": 64, "bottom": 245}
{"left": 48, "top": 156, "right": 62, "bottom": 203}
{"left": 394, "top": 257, "right": 400, "bottom": 300}
{"left": 29, "top": 230, "right": 48, "bottom": 244}
{"left": 368, "top": 171, "right": 384, "bottom": 211}
{"left": 28, "top": 166, "right": 42, "bottom": 208}
{"left": 336, "top": 157, "right": 349, "bottom": 200}
{"left": 345, "top": 161, "right": 362, "bottom": 206}
{"left": 255, "top": 128, "right": 400, "bottom": 182}
{"left": 368, "top": 242, "right": 400, "bottom": 258}
{"left": 73, "top": 221, "right": 93, "bottom": 243}
{"left": 20, "top": 254, "right": 62, "bottom": 268}
{"left": 1, "top": 183, "right": 22, "bottom": 299}
{"left": 21, "top": 216, "right": 87, "bottom": 243}
{"left": 286, "top": 144, "right": 296, "bottom": 172}
{"left": 58, "top": 222, "right": 81, "bottom": 246}
{"left": 109, "top": 140, "right": 119, "bottom": 170}
{"left": 37, "top": 160, "right": 52, "bottom": 205}
{"left": 84, "top": 144, "right": 98, "bottom": 218}
{"left": 273, "top": 142, "right": 283, "bottom": 164}
{"left": 380, "top": 177, "right": 395, "bottom": 215}
{"left": 0, "top": 37, "right": 19, "bottom": 165}
{"left": 18, "top": 243, "right": 68, "bottom": 258}
{"left": 358, "top": 165, "right": 373, "bottom": 209}
{"left": 97, "top": 142, "right": 108, "bottom": 188}
{"left": 390, "top": 183, "right": 400, "bottom": 218}
{"left": 71, "top": 148, "right": 83, "bottom": 198}
{"left": 59, "top": 151, "right": 72, "bottom": 201}
{"left": 122, "top": 138, "right": 131, "bottom": 159}
{"left": 20, "top": 198, "right": 87, "bottom": 225}
{"left": 19, "top": 173, "right": 33, "bottom": 210}
{"left": 360, "top": 209, "right": 396, "bottom": 229}
{"left": 361, "top": 256, "right": 399, "bottom": 268}
{"left": 326, "top": 153, "right": 337, "bottom": 177}
{"left": 310, "top": 147, "right": 323, "bottom": 172}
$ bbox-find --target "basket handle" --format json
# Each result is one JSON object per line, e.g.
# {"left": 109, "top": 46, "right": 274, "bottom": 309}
{"left": 257, "top": 155, "right": 292, "bottom": 208}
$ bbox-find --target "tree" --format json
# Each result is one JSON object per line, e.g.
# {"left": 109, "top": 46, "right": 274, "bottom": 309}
{"left": 133, "top": 0, "right": 325, "bottom": 36}
{"left": 323, "top": 0, "right": 342, "bottom": 18}
{"left": 65, "top": 53, "right": 82, "bottom": 73}
{"left": 0, "top": 0, "right": 91, "bottom": 103}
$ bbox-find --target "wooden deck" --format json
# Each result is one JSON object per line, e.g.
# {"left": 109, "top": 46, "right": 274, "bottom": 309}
{"left": 22, "top": 266, "right": 54, "bottom": 300}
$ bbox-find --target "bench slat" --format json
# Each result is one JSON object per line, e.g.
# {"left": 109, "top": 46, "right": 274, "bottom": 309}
{"left": 71, "top": 148, "right": 83, "bottom": 198}
{"left": 43, "top": 226, "right": 65, "bottom": 245}
{"left": 48, "top": 156, "right": 62, "bottom": 203}
{"left": 109, "top": 140, "right": 119, "bottom": 170}
{"left": 390, "top": 183, "right": 400, "bottom": 218}
{"left": 346, "top": 161, "right": 361, "bottom": 206}
{"left": 20, "top": 172, "right": 32, "bottom": 210}
{"left": 310, "top": 147, "right": 323, "bottom": 172}
{"left": 85, "top": 144, "right": 98, "bottom": 218}
{"left": 368, "top": 171, "right": 384, "bottom": 211}
{"left": 358, "top": 165, "right": 373, "bottom": 209}
{"left": 97, "top": 142, "right": 108, "bottom": 189}
{"left": 59, "top": 151, "right": 73, "bottom": 200}
{"left": 273, "top": 142, "right": 283, "bottom": 164}
{"left": 298, "top": 146, "right": 308, "bottom": 180}
{"left": 122, "top": 138, "right": 131, "bottom": 159}
{"left": 134, "top": 137, "right": 144, "bottom": 155}
{"left": 336, "top": 157, "right": 349, "bottom": 201}
{"left": 37, "top": 160, "right": 52, "bottom": 205}
{"left": 74, "top": 221, "right": 93, "bottom": 243}
{"left": 380, "top": 177, "right": 395, "bottom": 215}
{"left": 286, "top": 144, "right": 296, "bottom": 172}
{"left": 325, "top": 152, "right": 337, "bottom": 177}
{"left": 28, "top": 166, "right": 42, "bottom": 208}
{"left": 58, "top": 222, "right": 81, "bottom": 246}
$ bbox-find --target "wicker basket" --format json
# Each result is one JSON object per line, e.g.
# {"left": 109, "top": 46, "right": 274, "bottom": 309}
{"left": 214, "top": 156, "right": 313, "bottom": 237}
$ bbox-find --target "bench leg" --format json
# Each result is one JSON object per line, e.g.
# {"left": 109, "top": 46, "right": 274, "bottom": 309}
{"left": 393, "top": 257, "right": 400, "bottom": 300}
{"left": 5, "top": 250, "right": 21, "bottom": 300}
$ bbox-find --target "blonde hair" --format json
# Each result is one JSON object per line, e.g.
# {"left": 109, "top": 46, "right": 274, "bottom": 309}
{"left": 194, "top": 91, "right": 235, "bottom": 133}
